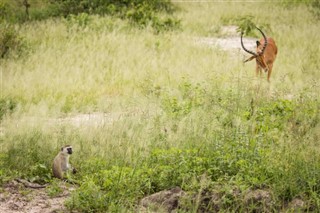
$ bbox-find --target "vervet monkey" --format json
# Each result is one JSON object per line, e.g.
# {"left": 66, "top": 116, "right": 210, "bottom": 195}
{"left": 52, "top": 145, "right": 77, "bottom": 179}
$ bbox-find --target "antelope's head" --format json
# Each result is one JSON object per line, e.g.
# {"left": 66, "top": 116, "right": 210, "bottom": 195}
{"left": 241, "top": 27, "right": 269, "bottom": 72}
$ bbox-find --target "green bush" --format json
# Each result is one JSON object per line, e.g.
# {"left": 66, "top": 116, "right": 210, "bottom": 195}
{"left": 0, "top": 2, "right": 10, "bottom": 21}
{"left": 161, "top": 81, "right": 206, "bottom": 118}
{"left": 65, "top": 12, "right": 92, "bottom": 31}
{"left": 49, "top": 0, "right": 180, "bottom": 32}
{"left": 66, "top": 179, "right": 109, "bottom": 212}
{"left": 1, "top": 131, "right": 54, "bottom": 181}
{"left": 0, "top": 97, "right": 17, "bottom": 120}
{"left": 221, "top": 15, "right": 271, "bottom": 37}
{"left": 0, "top": 1, "right": 180, "bottom": 32}
{"left": 310, "top": 0, "right": 320, "bottom": 19}
{"left": 0, "top": 23, "right": 28, "bottom": 59}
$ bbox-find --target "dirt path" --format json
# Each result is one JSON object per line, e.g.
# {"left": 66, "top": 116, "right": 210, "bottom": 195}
{"left": 0, "top": 180, "right": 75, "bottom": 213}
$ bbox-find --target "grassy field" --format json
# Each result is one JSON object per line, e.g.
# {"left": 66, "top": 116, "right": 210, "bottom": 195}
{"left": 1, "top": 1, "right": 320, "bottom": 212}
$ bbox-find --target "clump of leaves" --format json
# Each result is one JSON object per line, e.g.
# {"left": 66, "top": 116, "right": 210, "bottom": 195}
{"left": 65, "top": 179, "right": 109, "bottom": 212}
{"left": 64, "top": 12, "right": 92, "bottom": 32}
{"left": 0, "top": 23, "right": 28, "bottom": 59}
{"left": 221, "top": 15, "right": 271, "bottom": 37}
{"left": 51, "top": 0, "right": 180, "bottom": 32}
{"left": 310, "top": 0, "right": 320, "bottom": 19}
{"left": 161, "top": 81, "right": 206, "bottom": 118}
{"left": 0, "top": 97, "right": 17, "bottom": 120}
{"left": 1, "top": 131, "right": 54, "bottom": 180}
{"left": 29, "top": 163, "right": 52, "bottom": 185}
{"left": 46, "top": 179, "right": 64, "bottom": 197}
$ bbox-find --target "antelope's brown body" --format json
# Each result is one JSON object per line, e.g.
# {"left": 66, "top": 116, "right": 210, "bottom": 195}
{"left": 241, "top": 28, "right": 278, "bottom": 82}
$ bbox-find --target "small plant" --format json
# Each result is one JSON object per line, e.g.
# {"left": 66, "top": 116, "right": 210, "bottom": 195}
{"left": 65, "top": 12, "right": 92, "bottom": 31}
{"left": 310, "top": 0, "right": 320, "bottom": 19}
{"left": 222, "top": 15, "right": 271, "bottom": 37}
{"left": 65, "top": 179, "right": 108, "bottom": 212}
{"left": 234, "top": 15, "right": 257, "bottom": 36}
{"left": 0, "top": 23, "right": 28, "bottom": 59}
{"left": 0, "top": 2, "right": 10, "bottom": 21}
{"left": 161, "top": 80, "right": 206, "bottom": 118}
{"left": 29, "top": 163, "right": 51, "bottom": 184}
{"left": 46, "top": 179, "right": 63, "bottom": 197}
{"left": 0, "top": 97, "right": 17, "bottom": 120}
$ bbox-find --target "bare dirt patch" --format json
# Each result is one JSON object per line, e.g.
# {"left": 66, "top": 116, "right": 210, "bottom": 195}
{"left": 0, "top": 180, "right": 76, "bottom": 213}
{"left": 194, "top": 25, "right": 256, "bottom": 56}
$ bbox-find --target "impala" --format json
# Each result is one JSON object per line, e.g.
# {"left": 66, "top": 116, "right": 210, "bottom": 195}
{"left": 240, "top": 27, "right": 278, "bottom": 82}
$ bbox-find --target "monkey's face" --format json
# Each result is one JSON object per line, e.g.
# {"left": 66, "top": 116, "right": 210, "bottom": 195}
{"left": 67, "top": 147, "right": 73, "bottom": 154}
{"left": 61, "top": 145, "right": 73, "bottom": 155}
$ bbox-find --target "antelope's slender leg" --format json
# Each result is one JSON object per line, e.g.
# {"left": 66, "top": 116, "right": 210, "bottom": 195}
{"left": 267, "top": 63, "right": 273, "bottom": 82}
{"left": 256, "top": 64, "right": 262, "bottom": 78}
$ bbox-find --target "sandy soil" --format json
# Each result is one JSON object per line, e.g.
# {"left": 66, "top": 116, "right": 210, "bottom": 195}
{"left": 0, "top": 180, "right": 76, "bottom": 213}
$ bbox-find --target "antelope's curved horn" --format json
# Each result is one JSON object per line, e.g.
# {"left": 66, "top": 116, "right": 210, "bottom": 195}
{"left": 256, "top": 27, "right": 267, "bottom": 55}
{"left": 240, "top": 31, "right": 257, "bottom": 56}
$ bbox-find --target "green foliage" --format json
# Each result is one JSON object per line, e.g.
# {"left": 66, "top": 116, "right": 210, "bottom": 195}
{"left": 252, "top": 99, "right": 295, "bottom": 133}
{"left": 0, "top": 23, "right": 27, "bottom": 59}
{"left": 310, "top": 0, "right": 320, "bottom": 19}
{"left": 1, "top": 131, "right": 54, "bottom": 182}
{"left": 65, "top": 179, "right": 109, "bottom": 212}
{"left": 0, "top": 97, "right": 17, "bottom": 120}
{"left": 46, "top": 179, "right": 64, "bottom": 197}
{"left": 221, "top": 15, "right": 271, "bottom": 37}
{"left": 0, "top": 0, "right": 180, "bottom": 32}
{"left": 65, "top": 12, "right": 92, "bottom": 30}
{"left": 244, "top": 98, "right": 319, "bottom": 137}
{"left": 66, "top": 144, "right": 270, "bottom": 212}
{"left": 161, "top": 81, "right": 206, "bottom": 118}
{"left": 0, "top": 2, "right": 10, "bottom": 21}
{"left": 29, "top": 163, "right": 52, "bottom": 184}
{"left": 234, "top": 15, "right": 256, "bottom": 36}
{"left": 277, "top": 0, "right": 320, "bottom": 20}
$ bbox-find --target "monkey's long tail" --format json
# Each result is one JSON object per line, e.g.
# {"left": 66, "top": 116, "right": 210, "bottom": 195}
{"left": 15, "top": 178, "right": 48, "bottom": 189}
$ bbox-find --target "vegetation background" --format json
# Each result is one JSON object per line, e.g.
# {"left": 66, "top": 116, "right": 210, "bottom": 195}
{"left": 1, "top": 0, "right": 320, "bottom": 212}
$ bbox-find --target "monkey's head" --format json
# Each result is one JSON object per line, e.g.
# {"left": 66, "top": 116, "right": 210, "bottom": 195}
{"left": 61, "top": 145, "right": 73, "bottom": 155}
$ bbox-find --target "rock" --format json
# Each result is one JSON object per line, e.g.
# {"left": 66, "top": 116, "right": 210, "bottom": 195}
{"left": 244, "top": 189, "right": 274, "bottom": 213}
{"left": 286, "top": 198, "right": 306, "bottom": 212}
{"left": 139, "top": 187, "right": 185, "bottom": 213}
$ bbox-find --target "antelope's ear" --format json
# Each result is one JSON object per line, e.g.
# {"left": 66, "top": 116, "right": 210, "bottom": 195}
{"left": 256, "top": 41, "right": 261, "bottom": 47}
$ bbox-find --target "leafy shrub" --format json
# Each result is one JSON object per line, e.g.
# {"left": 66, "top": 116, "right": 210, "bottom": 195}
{"left": 0, "top": 97, "right": 17, "bottom": 120}
{"left": 0, "top": 2, "right": 10, "bottom": 21}
{"left": 0, "top": 23, "right": 28, "bottom": 59}
{"left": 1, "top": 131, "right": 54, "bottom": 181}
{"left": 49, "top": 0, "right": 180, "bottom": 32}
{"left": 221, "top": 15, "right": 271, "bottom": 37}
{"left": 310, "top": 0, "right": 320, "bottom": 19}
{"left": 29, "top": 163, "right": 52, "bottom": 184}
{"left": 244, "top": 98, "right": 319, "bottom": 137}
{"left": 66, "top": 166, "right": 153, "bottom": 212}
{"left": 253, "top": 99, "right": 295, "bottom": 133}
{"left": 66, "top": 179, "right": 109, "bottom": 212}
{"left": 278, "top": 0, "right": 320, "bottom": 19}
{"left": 0, "top": 0, "right": 180, "bottom": 32}
{"left": 161, "top": 81, "right": 206, "bottom": 118}
{"left": 152, "top": 16, "right": 181, "bottom": 34}
{"left": 46, "top": 179, "right": 64, "bottom": 197}
{"left": 66, "top": 144, "right": 269, "bottom": 212}
{"left": 65, "top": 12, "right": 92, "bottom": 31}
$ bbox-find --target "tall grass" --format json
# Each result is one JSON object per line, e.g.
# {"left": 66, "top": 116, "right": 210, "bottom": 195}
{"left": 1, "top": 2, "right": 320, "bottom": 212}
